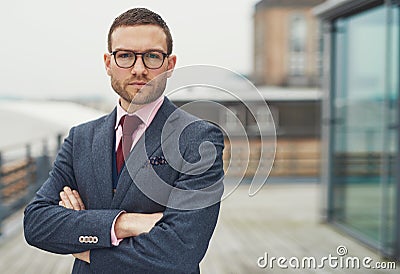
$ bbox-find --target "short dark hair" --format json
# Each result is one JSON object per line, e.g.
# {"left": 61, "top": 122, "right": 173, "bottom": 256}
{"left": 107, "top": 8, "right": 173, "bottom": 55}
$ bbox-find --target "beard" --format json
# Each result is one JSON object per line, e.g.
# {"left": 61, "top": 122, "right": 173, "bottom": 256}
{"left": 111, "top": 74, "right": 168, "bottom": 106}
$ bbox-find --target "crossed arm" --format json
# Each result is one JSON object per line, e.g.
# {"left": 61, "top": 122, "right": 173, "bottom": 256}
{"left": 58, "top": 186, "right": 162, "bottom": 263}
{"left": 24, "top": 123, "right": 224, "bottom": 273}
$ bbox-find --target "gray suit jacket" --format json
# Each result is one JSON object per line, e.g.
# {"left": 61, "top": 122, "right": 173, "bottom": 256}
{"left": 24, "top": 98, "right": 224, "bottom": 274}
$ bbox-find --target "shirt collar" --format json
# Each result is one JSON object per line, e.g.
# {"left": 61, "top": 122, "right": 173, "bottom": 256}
{"left": 115, "top": 96, "right": 165, "bottom": 130}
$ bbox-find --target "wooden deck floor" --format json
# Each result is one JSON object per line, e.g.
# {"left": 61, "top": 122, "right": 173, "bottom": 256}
{"left": 0, "top": 183, "right": 398, "bottom": 273}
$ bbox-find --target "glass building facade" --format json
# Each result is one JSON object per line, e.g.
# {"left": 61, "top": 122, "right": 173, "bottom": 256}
{"left": 315, "top": 0, "right": 399, "bottom": 259}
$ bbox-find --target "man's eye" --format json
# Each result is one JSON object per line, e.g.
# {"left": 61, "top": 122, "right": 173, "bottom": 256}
{"left": 118, "top": 52, "right": 134, "bottom": 59}
{"left": 147, "top": 53, "right": 162, "bottom": 59}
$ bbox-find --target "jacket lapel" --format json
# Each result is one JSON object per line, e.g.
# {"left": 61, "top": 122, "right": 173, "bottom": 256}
{"left": 91, "top": 108, "right": 116, "bottom": 208}
{"left": 111, "top": 98, "right": 178, "bottom": 208}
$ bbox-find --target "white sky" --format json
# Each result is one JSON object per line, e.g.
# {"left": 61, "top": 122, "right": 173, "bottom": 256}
{"left": 0, "top": 0, "right": 260, "bottom": 100}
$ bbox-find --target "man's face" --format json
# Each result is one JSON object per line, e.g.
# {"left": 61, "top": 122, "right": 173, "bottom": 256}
{"left": 104, "top": 25, "right": 176, "bottom": 110}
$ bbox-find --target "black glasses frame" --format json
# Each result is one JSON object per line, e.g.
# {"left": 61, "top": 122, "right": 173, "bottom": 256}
{"left": 111, "top": 50, "right": 169, "bottom": 69}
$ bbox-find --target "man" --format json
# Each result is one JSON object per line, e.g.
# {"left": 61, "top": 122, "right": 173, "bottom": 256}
{"left": 24, "top": 8, "right": 224, "bottom": 274}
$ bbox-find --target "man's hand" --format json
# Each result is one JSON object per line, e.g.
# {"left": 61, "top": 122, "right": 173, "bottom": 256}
{"left": 59, "top": 186, "right": 89, "bottom": 263}
{"left": 114, "top": 212, "right": 163, "bottom": 239}
{"left": 59, "top": 186, "right": 85, "bottom": 210}
{"left": 72, "top": 250, "right": 90, "bottom": 263}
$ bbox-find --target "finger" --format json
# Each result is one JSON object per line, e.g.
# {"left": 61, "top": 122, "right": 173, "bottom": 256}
{"left": 60, "top": 191, "right": 73, "bottom": 209}
{"left": 59, "top": 201, "right": 65, "bottom": 207}
{"left": 154, "top": 212, "right": 163, "bottom": 222}
{"left": 64, "top": 187, "right": 82, "bottom": 210}
{"left": 73, "top": 190, "right": 86, "bottom": 210}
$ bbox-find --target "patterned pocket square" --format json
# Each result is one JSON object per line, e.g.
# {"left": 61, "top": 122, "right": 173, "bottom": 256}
{"left": 147, "top": 156, "right": 168, "bottom": 166}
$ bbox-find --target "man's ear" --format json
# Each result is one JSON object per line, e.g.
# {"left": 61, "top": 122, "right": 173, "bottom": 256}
{"left": 104, "top": 53, "right": 112, "bottom": 76}
{"left": 166, "top": 55, "right": 177, "bottom": 78}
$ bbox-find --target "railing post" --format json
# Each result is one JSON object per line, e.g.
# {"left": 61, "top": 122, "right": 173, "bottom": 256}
{"left": 57, "top": 133, "right": 63, "bottom": 152}
{"left": 26, "top": 143, "right": 32, "bottom": 182}
{"left": 33, "top": 140, "right": 50, "bottom": 196}
{"left": 23, "top": 144, "right": 34, "bottom": 206}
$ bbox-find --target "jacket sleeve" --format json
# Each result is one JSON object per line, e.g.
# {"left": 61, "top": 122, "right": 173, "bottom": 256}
{"left": 89, "top": 123, "right": 225, "bottom": 274}
{"left": 23, "top": 127, "right": 122, "bottom": 254}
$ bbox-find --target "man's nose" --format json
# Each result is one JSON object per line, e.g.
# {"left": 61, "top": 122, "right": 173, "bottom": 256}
{"left": 131, "top": 56, "right": 147, "bottom": 75}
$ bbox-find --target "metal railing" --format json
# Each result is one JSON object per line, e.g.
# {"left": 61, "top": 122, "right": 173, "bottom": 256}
{"left": 0, "top": 134, "right": 62, "bottom": 235}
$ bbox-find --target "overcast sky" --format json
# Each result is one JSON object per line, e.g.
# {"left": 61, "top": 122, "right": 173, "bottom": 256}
{"left": 0, "top": 0, "right": 260, "bottom": 100}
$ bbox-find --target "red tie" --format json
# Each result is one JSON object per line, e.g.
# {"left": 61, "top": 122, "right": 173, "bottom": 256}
{"left": 116, "top": 115, "right": 142, "bottom": 174}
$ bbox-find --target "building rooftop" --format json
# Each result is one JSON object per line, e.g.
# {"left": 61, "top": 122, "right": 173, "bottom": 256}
{"left": 313, "top": 0, "right": 368, "bottom": 19}
{"left": 168, "top": 85, "right": 322, "bottom": 102}
{"left": 0, "top": 100, "right": 106, "bottom": 150}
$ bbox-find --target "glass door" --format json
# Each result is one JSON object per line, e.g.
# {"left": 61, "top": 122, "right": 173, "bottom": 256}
{"left": 330, "top": 4, "right": 399, "bottom": 256}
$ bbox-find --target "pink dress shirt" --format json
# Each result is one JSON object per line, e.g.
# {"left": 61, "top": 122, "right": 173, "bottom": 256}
{"left": 111, "top": 96, "right": 165, "bottom": 246}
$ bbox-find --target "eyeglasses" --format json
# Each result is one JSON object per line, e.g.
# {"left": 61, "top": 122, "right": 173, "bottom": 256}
{"left": 111, "top": 50, "right": 168, "bottom": 69}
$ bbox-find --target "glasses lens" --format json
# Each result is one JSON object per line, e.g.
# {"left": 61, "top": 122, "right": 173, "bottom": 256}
{"left": 143, "top": 51, "right": 164, "bottom": 69}
{"left": 115, "top": 51, "right": 135, "bottom": 68}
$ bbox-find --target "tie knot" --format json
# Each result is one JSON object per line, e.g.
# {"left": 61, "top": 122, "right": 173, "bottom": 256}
{"left": 120, "top": 115, "right": 142, "bottom": 136}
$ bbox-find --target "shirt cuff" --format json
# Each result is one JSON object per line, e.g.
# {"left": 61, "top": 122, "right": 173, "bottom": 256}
{"left": 111, "top": 211, "right": 126, "bottom": 246}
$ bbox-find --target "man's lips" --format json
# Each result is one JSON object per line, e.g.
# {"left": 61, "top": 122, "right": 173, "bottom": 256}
{"left": 127, "top": 81, "right": 153, "bottom": 89}
{"left": 129, "top": 82, "right": 146, "bottom": 85}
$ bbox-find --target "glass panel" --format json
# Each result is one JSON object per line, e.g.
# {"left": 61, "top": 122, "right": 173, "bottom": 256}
{"left": 331, "top": 4, "right": 398, "bottom": 253}
{"left": 382, "top": 4, "right": 399, "bottom": 255}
